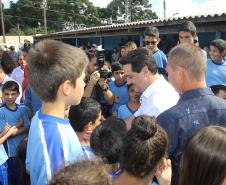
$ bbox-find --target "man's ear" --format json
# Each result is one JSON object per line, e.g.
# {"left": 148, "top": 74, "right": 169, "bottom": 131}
{"left": 60, "top": 80, "right": 72, "bottom": 96}
{"left": 84, "top": 122, "right": 93, "bottom": 132}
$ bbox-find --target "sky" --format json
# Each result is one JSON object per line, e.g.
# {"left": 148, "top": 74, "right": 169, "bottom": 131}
{"left": 2, "top": 0, "right": 226, "bottom": 19}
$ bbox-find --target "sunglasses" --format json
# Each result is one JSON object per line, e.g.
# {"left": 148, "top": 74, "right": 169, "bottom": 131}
{"left": 144, "top": 40, "right": 157, "bottom": 45}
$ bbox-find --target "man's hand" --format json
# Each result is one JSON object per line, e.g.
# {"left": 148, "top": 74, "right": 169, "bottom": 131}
{"left": 155, "top": 158, "right": 172, "bottom": 185}
{"left": 89, "top": 71, "right": 100, "bottom": 86}
{"left": 98, "top": 78, "right": 108, "bottom": 90}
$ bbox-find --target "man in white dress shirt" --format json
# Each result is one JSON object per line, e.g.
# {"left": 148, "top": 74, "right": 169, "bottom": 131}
{"left": 120, "top": 48, "right": 179, "bottom": 129}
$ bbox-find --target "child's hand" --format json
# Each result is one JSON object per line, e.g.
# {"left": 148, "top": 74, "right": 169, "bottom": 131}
{"left": 7, "top": 126, "right": 18, "bottom": 136}
{"left": 1, "top": 123, "right": 12, "bottom": 136}
{"left": 155, "top": 158, "right": 172, "bottom": 185}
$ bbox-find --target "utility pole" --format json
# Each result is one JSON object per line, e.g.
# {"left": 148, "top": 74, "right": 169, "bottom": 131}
{"left": 125, "top": 0, "right": 131, "bottom": 22}
{"left": 43, "top": 0, "right": 47, "bottom": 34}
{"left": 163, "top": 0, "right": 166, "bottom": 19}
{"left": 17, "top": 24, "right": 21, "bottom": 43}
{"left": 0, "top": 0, "right": 6, "bottom": 43}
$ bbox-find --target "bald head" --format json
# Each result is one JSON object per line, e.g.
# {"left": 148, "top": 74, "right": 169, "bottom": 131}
{"left": 168, "top": 43, "right": 206, "bottom": 81}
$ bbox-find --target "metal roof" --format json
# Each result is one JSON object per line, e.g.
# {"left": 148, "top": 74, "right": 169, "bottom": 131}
{"left": 36, "top": 13, "right": 226, "bottom": 38}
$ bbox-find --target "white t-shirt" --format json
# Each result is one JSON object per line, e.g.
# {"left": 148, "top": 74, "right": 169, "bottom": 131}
{"left": 134, "top": 76, "right": 179, "bottom": 118}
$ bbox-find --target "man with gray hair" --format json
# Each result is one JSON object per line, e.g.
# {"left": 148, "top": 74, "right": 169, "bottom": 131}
{"left": 157, "top": 43, "right": 226, "bottom": 185}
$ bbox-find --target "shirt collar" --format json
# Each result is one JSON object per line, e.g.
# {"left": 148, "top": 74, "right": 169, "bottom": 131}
{"left": 178, "top": 87, "right": 214, "bottom": 103}
{"left": 141, "top": 75, "right": 164, "bottom": 99}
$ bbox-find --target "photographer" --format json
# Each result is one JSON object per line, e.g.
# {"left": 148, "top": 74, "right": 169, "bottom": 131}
{"left": 83, "top": 50, "right": 114, "bottom": 118}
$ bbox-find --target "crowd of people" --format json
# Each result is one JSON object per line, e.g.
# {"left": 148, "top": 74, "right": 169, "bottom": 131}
{"left": 0, "top": 20, "right": 226, "bottom": 185}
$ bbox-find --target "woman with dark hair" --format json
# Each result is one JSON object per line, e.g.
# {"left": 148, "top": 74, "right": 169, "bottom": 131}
{"left": 114, "top": 115, "right": 171, "bottom": 185}
{"left": 180, "top": 126, "right": 226, "bottom": 185}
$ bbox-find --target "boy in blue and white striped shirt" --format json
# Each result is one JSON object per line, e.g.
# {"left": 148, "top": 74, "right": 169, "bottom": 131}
{"left": 25, "top": 40, "right": 88, "bottom": 185}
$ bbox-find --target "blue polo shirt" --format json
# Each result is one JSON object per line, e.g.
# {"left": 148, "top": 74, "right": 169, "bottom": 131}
{"left": 206, "top": 59, "right": 226, "bottom": 86}
{"left": 109, "top": 81, "right": 129, "bottom": 112}
{"left": 0, "top": 104, "right": 30, "bottom": 157}
{"left": 26, "top": 111, "right": 84, "bottom": 185}
{"left": 118, "top": 104, "right": 138, "bottom": 120}
{"left": 153, "top": 50, "right": 167, "bottom": 68}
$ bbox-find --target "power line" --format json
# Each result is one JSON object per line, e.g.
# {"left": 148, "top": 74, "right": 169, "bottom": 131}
{"left": 8, "top": 3, "right": 78, "bottom": 16}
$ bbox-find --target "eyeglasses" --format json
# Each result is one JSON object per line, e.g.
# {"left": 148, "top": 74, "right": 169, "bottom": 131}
{"left": 144, "top": 40, "right": 157, "bottom": 45}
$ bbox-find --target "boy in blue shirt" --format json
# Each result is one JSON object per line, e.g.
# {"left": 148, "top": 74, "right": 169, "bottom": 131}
{"left": 25, "top": 40, "right": 88, "bottom": 185}
{"left": 69, "top": 97, "right": 102, "bottom": 159}
{"left": 0, "top": 81, "right": 30, "bottom": 185}
{"left": 206, "top": 39, "right": 226, "bottom": 86}
{"left": 144, "top": 26, "right": 167, "bottom": 69}
{"left": 109, "top": 62, "right": 129, "bottom": 116}
{"left": 0, "top": 126, "right": 18, "bottom": 185}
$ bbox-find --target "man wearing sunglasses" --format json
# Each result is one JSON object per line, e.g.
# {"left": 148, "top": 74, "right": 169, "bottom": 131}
{"left": 144, "top": 26, "right": 167, "bottom": 69}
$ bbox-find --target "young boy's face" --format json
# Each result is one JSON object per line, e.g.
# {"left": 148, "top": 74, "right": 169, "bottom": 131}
{"left": 2, "top": 89, "right": 19, "bottom": 106}
{"left": 209, "top": 45, "right": 225, "bottom": 62}
{"left": 70, "top": 71, "right": 86, "bottom": 105}
{"left": 144, "top": 35, "right": 159, "bottom": 52}
{"left": 113, "top": 70, "right": 125, "bottom": 85}
{"left": 179, "top": 31, "right": 194, "bottom": 44}
{"left": 128, "top": 85, "right": 140, "bottom": 102}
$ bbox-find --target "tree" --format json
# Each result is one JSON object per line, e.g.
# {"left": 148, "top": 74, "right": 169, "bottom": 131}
{"left": 3, "top": 0, "right": 101, "bottom": 35}
{"left": 104, "top": 0, "right": 157, "bottom": 23}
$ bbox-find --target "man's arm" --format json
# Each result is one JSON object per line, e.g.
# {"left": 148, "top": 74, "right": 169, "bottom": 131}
{"left": 0, "top": 126, "right": 18, "bottom": 144}
{"left": 98, "top": 78, "right": 114, "bottom": 105}
{"left": 83, "top": 71, "right": 100, "bottom": 97}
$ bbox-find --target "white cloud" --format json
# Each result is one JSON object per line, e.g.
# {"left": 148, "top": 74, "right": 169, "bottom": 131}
{"left": 149, "top": 0, "right": 226, "bottom": 19}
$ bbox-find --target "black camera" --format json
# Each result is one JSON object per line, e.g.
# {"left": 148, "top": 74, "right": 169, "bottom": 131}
{"left": 98, "top": 68, "right": 111, "bottom": 79}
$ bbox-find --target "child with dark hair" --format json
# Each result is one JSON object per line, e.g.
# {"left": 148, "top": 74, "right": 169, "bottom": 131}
{"left": 118, "top": 84, "right": 140, "bottom": 120}
{"left": 1, "top": 51, "right": 17, "bottom": 75}
{"left": 114, "top": 115, "right": 171, "bottom": 185}
{"left": 69, "top": 97, "right": 102, "bottom": 159}
{"left": 210, "top": 84, "right": 226, "bottom": 100}
{"left": 178, "top": 21, "right": 197, "bottom": 44}
{"left": 49, "top": 159, "right": 112, "bottom": 185}
{"left": 109, "top": 62, "right": 129, "bottom": 116}
{"left": 26, "top": 40, "right": 88, "bottom": 185}
{"left": 180, "top": 126, "right": 226, "bottom": 185}
{"left": 144, "top": 26, "right": 167, "bottom": 69}
{"left": 206, "top": 39, "right": 226, "bottom": 86}
{"left": 90, "top": 117, "right": 127, "bottom": 178}
{"left": 0, "top": 81, "right": 30, "bottom": 185}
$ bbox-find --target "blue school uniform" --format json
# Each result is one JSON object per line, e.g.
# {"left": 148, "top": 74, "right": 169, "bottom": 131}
{"left": 26, "top": 111, "right": 84, "bottom": 185}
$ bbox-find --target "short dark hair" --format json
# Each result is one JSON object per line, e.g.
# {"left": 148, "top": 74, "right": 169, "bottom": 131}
{"left": 90, "top": 117, "right": 127, "bottom": 164}
{"left": 179, "top": 21, "right": 197, "bottom": 36}
{"left": 210, "top": 39, "right": 226, "bottom": 53}
{"left": 49, "top": 159, "right": 112, "bottom": 185}
{"left": 2, "top": 81, "right": 19, "bottom": 93}
{"left": 120, "top": 48, "right": 158, "bottom": 74}
{"left": 121, "top": 115, "right": 168, "bottom": 178}
{"left": 1, "top": 52, "right": 17, "bottom": 74}
{"left": 69, "top": 97, "right": 101, "bottom": 132}
{"left": 144, "top": 26, "right": 159, "bottom": 38}
{"left": 111, "top": 62, "right": 123, "bottom": 73}
{"left": 27, "top": 40, "right": 88, "bottom": 102}
{"left": 210, "top": 84, "right": 226, "bottom": 95}
{"left": 86, "top": 49, "right": 97, "bottom": 62}
{"left": 179, "top": 126, "right": 226, "bottom": 185}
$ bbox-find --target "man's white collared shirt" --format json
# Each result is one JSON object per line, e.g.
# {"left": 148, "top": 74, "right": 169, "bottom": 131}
{"left": 134, "top": 76, "right": 179, "bottom": 117}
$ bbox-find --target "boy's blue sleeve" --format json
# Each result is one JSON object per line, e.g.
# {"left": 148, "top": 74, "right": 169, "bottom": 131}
{"left": 20, "top": 106, "right": 30, "bottom": 126}
{"left": 0, "top": 109, "right": 5, "bottom": 131}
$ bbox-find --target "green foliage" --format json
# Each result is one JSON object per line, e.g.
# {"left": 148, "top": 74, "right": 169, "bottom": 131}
{"left": 2, "top": 0, "right": 157, "bottom": 35}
